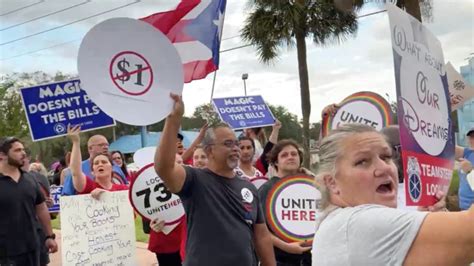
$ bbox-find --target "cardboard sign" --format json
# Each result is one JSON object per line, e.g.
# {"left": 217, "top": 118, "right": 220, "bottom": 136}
{"left": 48, "top": 185, "right": 63, "bottom": 213}
{"left": 20, "top": 79, "right": 115, "bottom": 141}
{"left": 133, "top": 146, "right": 156, "bottom": 168}
{"left": 446, "top": 62, "right": 474, "bottom": 110}
{"left": 60, "top": 191, "right": 137, "bottom": 265}
{"left": 212, "top": 95, "right": 275, "bottom": 129}
{"left": 78, "top": 18, "right": 183, "bottom": 126}
{"left": 129, "top": 163, "right": 184, "bottom": 234}
{"left": 387, "top": 4, "right": 454, "bottom": 206}
{"left": 321, "top": 91, "right": 393, "bottom": 137}
{"left": 265, "top": 175, "right": 321, "bottom": 243}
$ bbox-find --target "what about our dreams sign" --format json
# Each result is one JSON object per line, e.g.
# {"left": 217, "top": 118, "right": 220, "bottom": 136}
{"left": 20, "top": 79, "right": 115, "bottom": 141}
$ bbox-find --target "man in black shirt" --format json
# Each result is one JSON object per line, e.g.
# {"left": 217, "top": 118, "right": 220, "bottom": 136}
{"left": 0, "top": 137, "right": 58, "bottom": 265}
{"left": 154, "top": 93, "right": 276, "bottom": 266}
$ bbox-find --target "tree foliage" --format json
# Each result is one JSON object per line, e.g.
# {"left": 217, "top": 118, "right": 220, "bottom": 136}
{"left": 242, "top": 0, "right": 359, "bottom": 167}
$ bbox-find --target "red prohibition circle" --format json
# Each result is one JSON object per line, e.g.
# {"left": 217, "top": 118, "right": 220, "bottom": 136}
{"left": 109, "top": 51, "right": 154, "bottom": 96}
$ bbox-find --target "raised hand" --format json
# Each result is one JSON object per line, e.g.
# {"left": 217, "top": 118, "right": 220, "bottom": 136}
{"left": 67, "top": 124, "right": 81, "bottom": 143}
{"left": 169, "top": 93, "right": 184, "bottom": 119}
{"left": 273, "top": 119, "right": 282, "bottom": 130}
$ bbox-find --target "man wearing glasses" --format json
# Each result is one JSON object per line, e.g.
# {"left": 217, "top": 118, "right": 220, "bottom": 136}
{"left": 62, "top": 134, "right": 127, "bottom": 195}
{"left": 154, "top": 93, "right": 275, "bottom": 266}
{"left": 0, "top": 137, "right": 58, "bottom": 265}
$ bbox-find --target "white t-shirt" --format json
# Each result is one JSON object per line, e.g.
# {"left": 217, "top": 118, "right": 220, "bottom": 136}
{"left": 312, "top": 204, "right": 427, "bottom": 266}
{"left": 397, "top": 183, "right": 417, "bottom": 211}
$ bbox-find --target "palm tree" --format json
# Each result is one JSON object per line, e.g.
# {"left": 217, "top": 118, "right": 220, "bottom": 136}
{"left": 241, "top": 0, "right": 361, "bottom": 167}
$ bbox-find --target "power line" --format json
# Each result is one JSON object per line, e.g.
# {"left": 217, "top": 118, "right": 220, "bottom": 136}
{"left": 0, "top": 0, "right": 45, "bottom": 16}
{"left": 0, "top": 0, "right": 92, "bottom": 32}
{"left": 0, "top": 39, "right": 81, "bottom": 61}
{"left": 0, "top": 0, "right": 141, "bottom": 46}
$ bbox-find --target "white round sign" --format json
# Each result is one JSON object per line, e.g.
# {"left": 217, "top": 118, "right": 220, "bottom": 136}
{"left": 331, "top": 101, "right": 384, "bottom": 130}
{"left": 400, "top": 61, "right": 449, "bottom": 156}
{"left": 133, "top": 146, "right": 156, "bottom": 168}
{"left": 129, "top": 164, "right": 185, "bottom": 228}
{"left": 273, "top": 183, "right": 321, "bottom": 238}
{"left": 251, "top": 177, "right": 269, "bottom": 189}
{"left": 78, "top": 18, "right": 184, "bottom": 126}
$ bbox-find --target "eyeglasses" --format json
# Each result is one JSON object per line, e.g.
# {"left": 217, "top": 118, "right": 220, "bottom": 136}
{"left": 210, "top": 140, "right": 240, "bottom": 148}
{"left": 93, "top": 143, "right": 109, "bottom": 148}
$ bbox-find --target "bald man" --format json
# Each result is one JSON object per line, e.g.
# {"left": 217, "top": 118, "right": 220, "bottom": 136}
{"left": 62, "top": 134, "right": 127, "bottom": 195}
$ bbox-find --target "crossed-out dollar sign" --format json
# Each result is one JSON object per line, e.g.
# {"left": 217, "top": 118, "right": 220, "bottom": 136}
{"left": 115, "top": 58, "right": 131, "bottom": 84}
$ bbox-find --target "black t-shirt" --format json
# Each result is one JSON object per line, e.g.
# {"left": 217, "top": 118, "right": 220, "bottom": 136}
{"left": 178, "top": 167, "right": 265, "bottom": 266}
{"left": 259, "top": 176, "right": 311, "bottom": 264}
{"left": 0, "top": 170, "right": 45, "bottom": 257}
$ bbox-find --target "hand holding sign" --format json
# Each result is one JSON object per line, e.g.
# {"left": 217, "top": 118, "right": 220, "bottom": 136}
{"left": 129, "top": 164, "right": 185, "bottom": 234}
{"left": 78, "top": 18, "right": 184, "bottom": 126}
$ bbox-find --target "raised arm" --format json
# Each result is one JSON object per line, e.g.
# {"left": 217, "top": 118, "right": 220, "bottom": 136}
{"left": 268, "top": 120, "right": 281, "bottom": 144}
{"left": 181, "top": 122, "right": 208, "bottom": 162}
{"left": 154, "top": 93, "right": 186, "bottom": 193}
{"left": 67, "top": 125, "right": 87, "bottom": 193}
{"left": 404, "top": 206, "right": 474, "bottom": 265}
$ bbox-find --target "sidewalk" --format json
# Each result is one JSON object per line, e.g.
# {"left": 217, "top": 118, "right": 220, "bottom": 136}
{"left": 49, "top": 229, "right": 157, "bottom": 266}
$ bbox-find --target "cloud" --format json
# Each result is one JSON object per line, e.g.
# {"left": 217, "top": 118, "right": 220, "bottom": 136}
{"left": 0, "top": 0, "right": 472, "bottom": 125}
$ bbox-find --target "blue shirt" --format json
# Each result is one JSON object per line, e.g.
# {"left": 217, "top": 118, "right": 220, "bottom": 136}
{"left": 62, "top": 159, "right": 127, "bottom": 196}
{"left": 458, "top": 148, "right": 474, "bottom": 210}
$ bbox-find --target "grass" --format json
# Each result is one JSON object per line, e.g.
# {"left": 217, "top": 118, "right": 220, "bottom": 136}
{"left": 50, "top": 213, "right": 149, "bottom": 243}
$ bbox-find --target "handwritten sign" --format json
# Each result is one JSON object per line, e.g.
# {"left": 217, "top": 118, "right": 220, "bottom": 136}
{"left": 387, "top": 4, "right": 454, "bottom": 206}
{"left": 48, "top": 185, "right": 63, "bottom": 213}
{"left": 19, "top": 79, "right": 115, "bottom": 141}
{"left": 446, "top": 62, "right": 474, "bottom": 110}
{"left": 265, "top": 175, "right": 321, "bottom": 243}
{"left": 60, "top": 191, "right": 137, "bottom": 265}
{"left": 212, "top": 95, "right": 275, "bottom": 129}
{"left": 321, "top": 91, "right": 393, "bottom": 137}
{"left": 129, "top": 163, "right": 185, "bottom": 234}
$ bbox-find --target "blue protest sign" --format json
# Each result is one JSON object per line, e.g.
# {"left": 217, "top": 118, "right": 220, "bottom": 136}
{"left": 20, "top": 79, "right": 115, "bottom": 141}
{"left": 212, "top": 95, "right": 275, "bottom": 129}
{"left": 49, "top": 185, "right": 63, "bottom": 213}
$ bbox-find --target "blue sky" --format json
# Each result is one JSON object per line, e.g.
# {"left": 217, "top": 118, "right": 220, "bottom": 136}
{"left": 0, "top": 0, "right": 472, "bottom": 123}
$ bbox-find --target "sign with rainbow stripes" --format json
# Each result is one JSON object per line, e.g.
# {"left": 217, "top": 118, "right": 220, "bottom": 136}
{"left": 321, "top": 91, "right": 393, "bottom": 137}
{"left": 265, "top": 175, "right": 321, "bottom": 243}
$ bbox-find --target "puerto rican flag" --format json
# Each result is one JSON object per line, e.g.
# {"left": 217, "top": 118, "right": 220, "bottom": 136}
{"left": 140, "top": 0, "right": 227, "bottom": 83}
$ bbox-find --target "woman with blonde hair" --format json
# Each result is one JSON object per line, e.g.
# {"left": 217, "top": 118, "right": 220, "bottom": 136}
{"left": 312, "top": 123, "right": 474, "bottom": 266}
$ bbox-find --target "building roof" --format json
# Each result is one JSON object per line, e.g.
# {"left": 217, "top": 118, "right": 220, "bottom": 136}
{"left": 109, "top": 131, "right": 200, "bottom": 154}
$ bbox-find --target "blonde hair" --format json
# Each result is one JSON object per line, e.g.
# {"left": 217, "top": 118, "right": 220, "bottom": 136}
{"left": 315, "top": 124, "right": 379, "bottom": 209}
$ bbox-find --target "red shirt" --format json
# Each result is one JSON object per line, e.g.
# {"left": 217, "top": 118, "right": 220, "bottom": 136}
{"left": 79, "top": 176, "right": 129, "bottom": 194}
{"left": 148, "top": 216, "right": 186, "bottom": 254}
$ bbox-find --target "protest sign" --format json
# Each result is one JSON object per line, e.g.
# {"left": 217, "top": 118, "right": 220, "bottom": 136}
{"left": 48, "top": 185, "right": 63, "bottom": 213}
{"left": 265, "top": 175, "right": 321, "bottom": 243}
{"left": 129, "top": 163, "right": 184, "bottom": 234}
{"left": 212, "top": 95, "right": 275, "bottom": 130}
{"left": 446, "top": 62, "right": 474, "bottom": 110}
{"left": 387, "top": 4, "right": 454, "bottom": 206}
{"left": 78, "top": 18, "right": 183, "bottom": 126}
{"left": 60, "top": 191, "right": 136, "bottom": 265}
{"left": 133, "top": 146, "right": 156, "bottom": 168}
{"left": 20, "top": 79, "right": 115, "bottom": 141}
{"left": 251, "top": 177, "right": 269, "bottom": 189}
{"left": 321, "top": 91, "right": 393, "bottom": 137}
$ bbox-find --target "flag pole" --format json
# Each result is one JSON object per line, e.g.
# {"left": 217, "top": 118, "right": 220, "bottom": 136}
{"left": 209, "top": 0, "right": 227, "bottom": 103}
